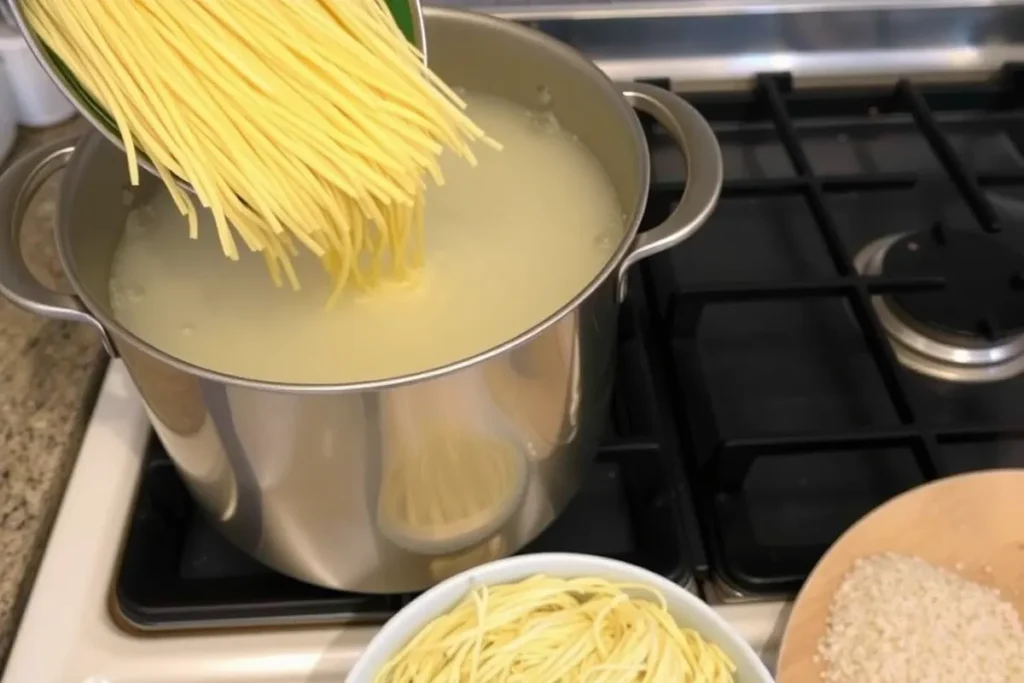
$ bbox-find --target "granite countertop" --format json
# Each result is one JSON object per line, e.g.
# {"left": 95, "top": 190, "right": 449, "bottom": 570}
{"left": 0, "top": 119, "right": 107, "bottom": 667}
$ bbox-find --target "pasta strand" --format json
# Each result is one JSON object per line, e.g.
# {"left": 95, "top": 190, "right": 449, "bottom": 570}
{"left": 375, "top": 576, "right": 737, "bottom": 683}
{"left": 25, "top": 0, "right": 500, "bottom": 300}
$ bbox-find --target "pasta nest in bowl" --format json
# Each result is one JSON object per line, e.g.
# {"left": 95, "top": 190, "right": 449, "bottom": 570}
{"left": 346, "top": 553, "right": 774, "bottom": 683}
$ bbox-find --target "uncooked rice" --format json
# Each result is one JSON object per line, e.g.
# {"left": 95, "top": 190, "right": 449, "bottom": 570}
{"left": 817, "top": 552, "right": 1024, "bottom": 682}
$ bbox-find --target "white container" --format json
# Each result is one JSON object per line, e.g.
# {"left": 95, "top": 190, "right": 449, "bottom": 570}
{"left": 0, "top": 23, "right": 75, "bottom": 127}
{"left": 347, "top": 553, "right": 775, "bottom": 683}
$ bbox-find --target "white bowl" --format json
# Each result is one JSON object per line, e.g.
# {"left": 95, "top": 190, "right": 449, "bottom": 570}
{"left": 346, "top": 553, "right": 775, "bottom": 682}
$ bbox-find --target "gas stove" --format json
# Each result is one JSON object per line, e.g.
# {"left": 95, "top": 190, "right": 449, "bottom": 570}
{"left": 10, "top": 5, "right": 1024, "bottom": 681}
{"left": 116, "top": 68, "right": 1024, "bottom": 631}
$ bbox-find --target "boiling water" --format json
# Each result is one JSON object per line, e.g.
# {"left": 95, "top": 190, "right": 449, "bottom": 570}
{"left": 109, "top": 93, "right": 624, "bottom": 383}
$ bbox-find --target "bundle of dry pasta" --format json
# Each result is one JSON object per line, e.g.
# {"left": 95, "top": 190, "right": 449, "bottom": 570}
{"left": 23, "top": 0, "right": 497, "bottom": 303}
{"left": 376, "top": 575, "right": 737, "bottom": 683}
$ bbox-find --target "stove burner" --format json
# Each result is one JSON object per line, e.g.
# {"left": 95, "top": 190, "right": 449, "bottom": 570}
{"left": 886, "top": 225, "right": 1024, "bottom": 339}
{"left": 855, "top": 227, "right": 1024, "bottom": 382}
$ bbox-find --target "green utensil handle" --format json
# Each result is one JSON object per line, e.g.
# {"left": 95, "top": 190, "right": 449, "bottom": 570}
{"left": 386, "top": 0, "right": 421, "bottom": 46}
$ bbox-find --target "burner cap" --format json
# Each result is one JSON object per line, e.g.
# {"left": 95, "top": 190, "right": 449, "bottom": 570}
{"left": 855, "top": 231, "right": 1024, "bottom": 383}
{"left": 883, "top": 225, "right": 1024, "bottom": 341}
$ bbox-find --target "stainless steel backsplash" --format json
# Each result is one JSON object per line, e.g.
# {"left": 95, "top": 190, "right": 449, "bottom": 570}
{"left": 427, "top": 0, "right": 1024, "bottom": 88}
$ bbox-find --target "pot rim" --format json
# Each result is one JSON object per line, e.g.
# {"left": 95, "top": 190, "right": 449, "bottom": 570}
{"left": 56, "top": 7, "right": 650, "bottom": 395}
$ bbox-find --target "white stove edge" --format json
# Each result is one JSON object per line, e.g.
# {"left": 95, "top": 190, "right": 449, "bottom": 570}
{"left": 2, "top": 362, "right": 790, "bottom": 683}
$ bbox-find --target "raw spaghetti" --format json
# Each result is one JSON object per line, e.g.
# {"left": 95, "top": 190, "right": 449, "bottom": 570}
{"left": 23, "top": 0, "right": 498, "bottom": 303}
{"left": 375, "top": 575, "right": 737, "bottom": 683}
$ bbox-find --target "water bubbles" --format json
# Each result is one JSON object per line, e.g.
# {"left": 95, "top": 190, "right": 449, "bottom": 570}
{"left": 109, "top": 280, "right": 145, "bottom": 310}
{"left": 126, "top": 285, "right": 145, "bottom": 303}
{"left": 536, "top": 85, "right": 553, "bottom": 107}
{"left": 36, "top": 199, "right": 56, "bottom": 222}
{"left": 527, "top": 110, "right": 561, "bottom": 135}
{"left": 592, "top": 211, "right": 625, "bottom": 251}
{"left": 593, "top": 231, "right": 616, "bottom": 250}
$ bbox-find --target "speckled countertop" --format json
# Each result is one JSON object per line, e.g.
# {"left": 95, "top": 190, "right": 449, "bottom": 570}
{"left": 0, "top": 119, "right": 107, "bottom": 668}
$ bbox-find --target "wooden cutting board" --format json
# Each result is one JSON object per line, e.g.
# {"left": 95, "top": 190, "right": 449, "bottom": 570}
{"left": 776, "top": 469, "right": 1024, "bottom": 683}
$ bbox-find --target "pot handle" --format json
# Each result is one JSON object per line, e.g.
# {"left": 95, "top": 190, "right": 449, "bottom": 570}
{"left": 0, "top": 138, "right": 115, "bottom": 354}
{"left": 617, "top": 82, "right": 723, "bottom": 301}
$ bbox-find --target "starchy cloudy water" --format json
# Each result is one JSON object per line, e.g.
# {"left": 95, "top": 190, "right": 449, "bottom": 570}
{"left": 109, "top": 92, "right": 624, "bottom": 383}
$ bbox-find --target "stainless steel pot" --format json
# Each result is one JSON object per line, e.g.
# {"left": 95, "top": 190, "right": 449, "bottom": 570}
{"left": 0, "top": 8, "right": 721, "bottom": 593}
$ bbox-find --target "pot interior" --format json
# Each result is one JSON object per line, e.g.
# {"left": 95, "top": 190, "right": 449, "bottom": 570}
{"left": 59, "top": 9, "right": 648, "bottom": 373}
{"left": 422, "top": 8, "right": 646, "bottom": 218}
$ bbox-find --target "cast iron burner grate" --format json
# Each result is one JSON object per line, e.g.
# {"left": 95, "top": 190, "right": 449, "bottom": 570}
{"left": 115, "top": 297, "right": 701, "bottom": 630}
{"left": 637, "top": 69, "right": 1024, "bottom": 599}
{"left": 882, "top": 225, "right": 1024, "bottom": 341}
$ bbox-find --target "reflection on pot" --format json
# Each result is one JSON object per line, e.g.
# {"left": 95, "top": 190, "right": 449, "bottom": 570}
{"left": 377, "top": 369, "right": 530, "bottom": 555}
{"left": 377, "top": 430, "right": 527, "bottom": 553}
{"left": 118, "top": 341, "right": 239, "bottom": 524}
{"left": 429, "top": 535, "right": 508, "bottom": 583}
{"left": 484, "top": 313, "right": 580, "bottom": 455}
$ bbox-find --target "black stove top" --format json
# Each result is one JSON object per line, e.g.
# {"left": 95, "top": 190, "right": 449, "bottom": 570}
{"left": 641, "top": 69, "right": 1024, "bottom": 597}
{"left": 116, "top": 68, "right": 1024, "bottom": 630}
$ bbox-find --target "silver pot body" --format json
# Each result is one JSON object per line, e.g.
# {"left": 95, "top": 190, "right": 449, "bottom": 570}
{"left": 0, "top": 9, "right": 721, "bottom": 592}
